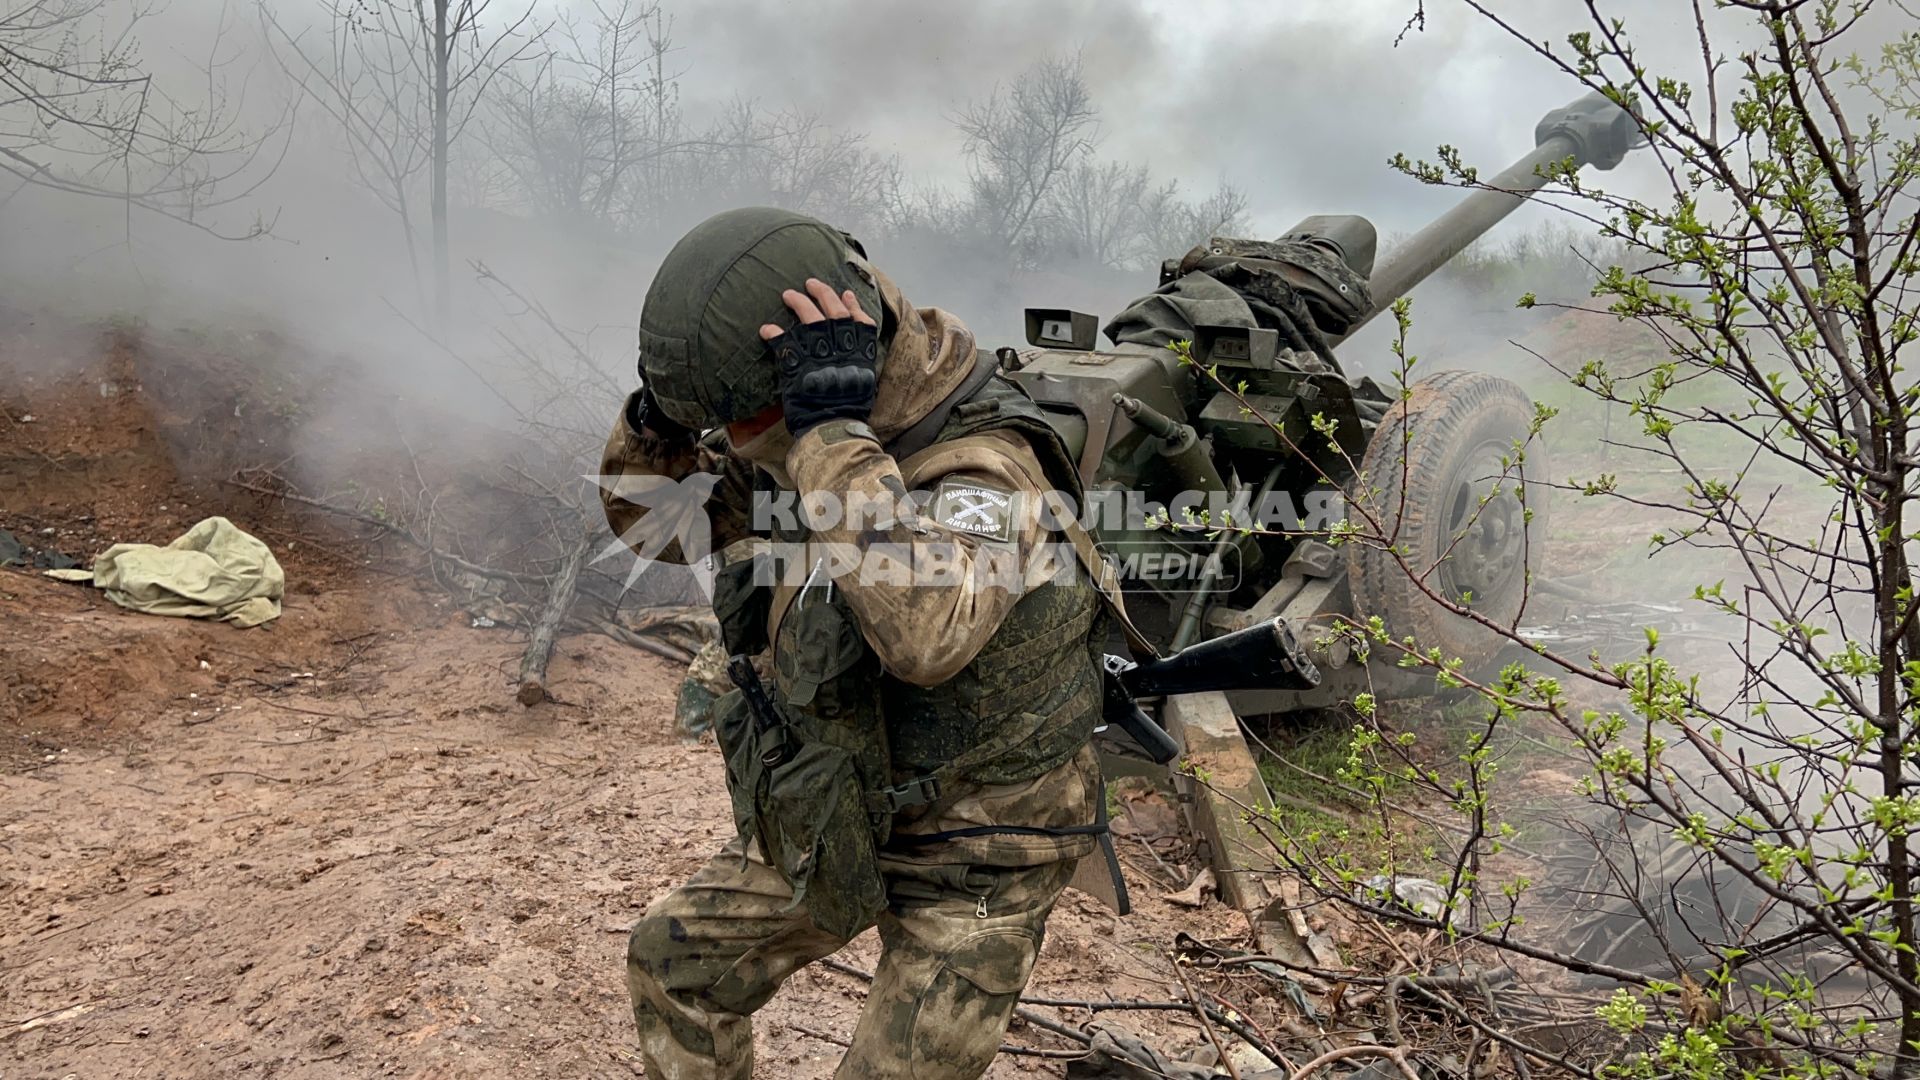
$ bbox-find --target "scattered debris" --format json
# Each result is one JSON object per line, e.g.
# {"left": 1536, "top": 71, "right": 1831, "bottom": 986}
{"left": 1358, "top": 875, "right": 1455, "bottom": 927}
{"left": 0, "top": 527, "right": 79, "bottom": 571}
{"left": 1163, "top": 868, "right": 1217, "bottom": 909}
{"left": 1271, "top": 879, "right": 1347, "bottom": 971}
{"left": 12, "top": 1001, "right": 93, "bottom": 1037}
{"left": 1176, "top": 932, "right": 1323, "bottom": 1023}
{"left": 1067, "top": 1025, "right": 1219, "bottom": 1079}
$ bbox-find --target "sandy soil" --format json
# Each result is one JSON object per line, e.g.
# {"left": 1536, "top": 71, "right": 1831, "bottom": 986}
{"left": 0, "top": 317, "right": 1248, "bottom": 1078}
{"left": 0, "top": 570, "right": 1253, "bottom": 1080}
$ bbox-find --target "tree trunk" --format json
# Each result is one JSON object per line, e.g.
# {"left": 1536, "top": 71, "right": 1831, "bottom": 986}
{"left": 431, "top": 0, "right": 451, "bottom": 331}
{"left": 517, "top": 530, "right": 591, "bottom": 707}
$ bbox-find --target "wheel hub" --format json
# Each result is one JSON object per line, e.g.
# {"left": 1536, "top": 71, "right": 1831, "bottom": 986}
{"left": 1438, "top": 445, "right": 1529, "bottom": 608}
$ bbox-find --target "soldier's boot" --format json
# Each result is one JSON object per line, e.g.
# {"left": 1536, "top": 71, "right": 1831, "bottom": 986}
{"left": 626, "top": 838, "right": 849, "bottom": 1079}
{"left": 835, "top": 859, "right": 1073, "bottom": 1080}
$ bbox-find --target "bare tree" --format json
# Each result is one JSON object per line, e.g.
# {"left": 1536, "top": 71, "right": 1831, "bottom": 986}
{"left": 682, "top": 102, "right": 901, "bottom": 238}
{"left": 478, "top": 6, "right": 903, "bottom": 241}
{"left": 262, "top": 0, "right": 539, "bottom": 324}
{"left": 1134, "top": 178, "right": 1251, "bottom": 266}
{"left": 479, "top": 0, "right": 681, "bottom": 226}
{"left": 1031, "top": 161, "right": 1253, "bottom": 271}
{"left": 953, "top": 52, "right": 1098, "bottom": 261}
{"left": 1044, "top": 158, "right": 1149, "bottom": 267}
{"left": 1, "top": 0, "right": 286, "bottom": 235}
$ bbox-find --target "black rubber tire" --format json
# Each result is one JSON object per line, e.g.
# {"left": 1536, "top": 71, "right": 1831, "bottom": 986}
{"left": 1348, "top": 370, "right": 1548, "bottom": 671}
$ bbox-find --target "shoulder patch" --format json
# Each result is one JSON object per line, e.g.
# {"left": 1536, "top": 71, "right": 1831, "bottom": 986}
{"left": 930, "top": 478, "right": 1017, "bottom": 543}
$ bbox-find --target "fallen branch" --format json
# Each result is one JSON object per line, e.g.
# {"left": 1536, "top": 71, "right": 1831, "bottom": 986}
{"left": 823, "top": 955, "right": 1292, "bottom": 1065}
{"left": 587, "top": 617, "right": 696, "bottom": 665}
{"left": 518, "top": 525, "right": 592, "bottom": 706}
{"left": 228, "top": 472, "right": 702, "bottom": 669}
{"left": 788, "top": 1021, "right": 850, "bottom": 1048}
{"left": 1171, "top": 955, "right": 1241, "bottom": 1080}
{"left": 1392, "top": 977, "right": 1601, "bottom": 1080}
{"left": 203, "top": 770, "right": 291, "bottom": 784}
{"left": 1288, "top": 1044, "right": 1420, "bottom": 1080}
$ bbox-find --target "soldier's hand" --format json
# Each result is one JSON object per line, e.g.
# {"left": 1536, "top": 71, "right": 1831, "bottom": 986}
{"left": 760, "top": 277, "right": 879, "bottom": 437}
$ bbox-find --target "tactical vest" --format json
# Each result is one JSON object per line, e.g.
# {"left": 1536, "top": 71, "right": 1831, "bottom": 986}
{"left": 707, "top": 372, "right": 1105, "bottom": 939}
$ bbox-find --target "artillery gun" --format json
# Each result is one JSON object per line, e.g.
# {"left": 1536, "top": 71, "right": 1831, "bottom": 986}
{"left": 1001, "top": 91, "right": 1643, "bottom": 726}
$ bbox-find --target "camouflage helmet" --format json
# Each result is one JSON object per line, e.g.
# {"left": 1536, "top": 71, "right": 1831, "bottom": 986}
{"left": 637, "top": 207, "right": 882, "bottom": 428}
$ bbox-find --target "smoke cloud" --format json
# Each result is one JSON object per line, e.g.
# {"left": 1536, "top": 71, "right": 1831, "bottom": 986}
{"left": 0, "top": 0, "right": 1719, "bottom": 358}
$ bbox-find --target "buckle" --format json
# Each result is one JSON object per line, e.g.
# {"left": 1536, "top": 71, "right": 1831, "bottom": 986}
{"left": 878, "top": 776, "right": 941, "bottom": 813}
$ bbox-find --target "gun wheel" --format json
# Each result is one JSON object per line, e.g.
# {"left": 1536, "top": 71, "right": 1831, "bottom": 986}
{"left": 1347, "top": 369, "right": 1547, "bottom": 673}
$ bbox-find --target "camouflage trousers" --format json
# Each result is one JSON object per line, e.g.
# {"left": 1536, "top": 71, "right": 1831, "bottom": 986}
{"left": 626, "top": 836, "right": 1074, "bottom": 1079}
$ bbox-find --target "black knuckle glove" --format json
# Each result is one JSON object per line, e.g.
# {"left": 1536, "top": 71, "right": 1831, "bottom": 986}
{"left": 776, "top": 317, "right": 879, "bottom": 436}
{"left": 627, "top": 383, "right": 695, "bottom": 443}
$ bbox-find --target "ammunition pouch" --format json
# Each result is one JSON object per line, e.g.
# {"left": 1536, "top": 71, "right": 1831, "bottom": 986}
{"left": 764, "top": 742, "right": 887, "bottom": 940}
{"left": 706, "top": 589, "right": 893, "bottom": 940}
{"left": 712, "top": 684, "right": 887, "bottom": 941}
{"left": 712, "top": 688, "right": 766, "bottom": 848}
{"left": 711, "top": 549, "right": 771, "bottom": 657}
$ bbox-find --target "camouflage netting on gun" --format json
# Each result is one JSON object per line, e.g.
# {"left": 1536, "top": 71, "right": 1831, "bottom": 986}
{"left": 1104, "top": 235, "right": 1374, "bottom": 374}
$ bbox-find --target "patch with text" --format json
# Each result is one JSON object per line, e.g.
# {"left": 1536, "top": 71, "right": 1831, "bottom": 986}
{"left": 930, "top": 479, "right": 1016, "bottom": 544}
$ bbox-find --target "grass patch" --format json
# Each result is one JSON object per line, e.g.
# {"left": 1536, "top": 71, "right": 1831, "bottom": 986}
{"left": 1248, "top": 697, "right": 1543, "bottom": 879}
{"left": 1255, "top": 716, "right": 1374, "bottom": 813}
{"left": 1250, "top": 710, "right": 1419, "bottom": 872}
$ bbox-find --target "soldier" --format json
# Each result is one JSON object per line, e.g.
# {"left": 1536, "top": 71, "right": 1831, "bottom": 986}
{"left": 601, "top": 207, "right": 1113, "bottom": 1078}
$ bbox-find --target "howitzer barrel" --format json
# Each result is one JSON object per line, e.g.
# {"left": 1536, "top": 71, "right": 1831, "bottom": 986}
{"left": 1336, "top": 90, "right": 1643, "bottom": 341}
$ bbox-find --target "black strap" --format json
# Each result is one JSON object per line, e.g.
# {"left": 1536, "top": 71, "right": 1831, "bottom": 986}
{"left": 1090, "top": 784, "right": 1132, "bottom": 915}
{"left": 882, "top": 822, "right": 1109, "bottom": 848}
{"left": 884, "top": 349, "right": 1001, "bottom": 463}
{"left": 879, "top": 791, "right": 1132, "bottom": 915}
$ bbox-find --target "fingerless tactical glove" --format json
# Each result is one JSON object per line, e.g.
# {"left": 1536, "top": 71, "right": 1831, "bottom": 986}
{"left": 773, "top": 317, "right": 879, "bottom": 437}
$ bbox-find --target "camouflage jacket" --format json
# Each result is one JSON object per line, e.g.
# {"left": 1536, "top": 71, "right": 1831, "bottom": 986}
{"left": 599, "top": 377, "right": 1103, "bottom": 870}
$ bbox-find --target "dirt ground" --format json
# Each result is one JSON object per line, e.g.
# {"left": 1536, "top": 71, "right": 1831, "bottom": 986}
{"left": 0, "top": 317, "right": 1248, "bottom": 1077}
